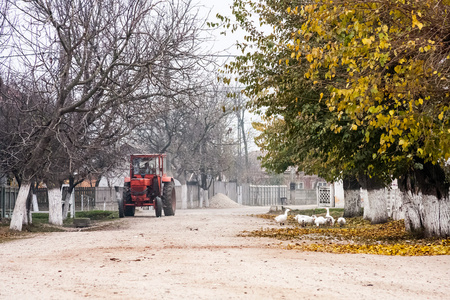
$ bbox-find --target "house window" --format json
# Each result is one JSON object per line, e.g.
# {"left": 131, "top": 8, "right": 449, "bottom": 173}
{"left": 317, "top": 182, "right": 327, "bottom": 188}
{"left": 297, "top": 182, "right": 304, "bottom": 189}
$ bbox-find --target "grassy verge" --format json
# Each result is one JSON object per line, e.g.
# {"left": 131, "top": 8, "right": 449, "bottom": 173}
{"left": 0, "top": 210, "right": 120, "bottom": 243}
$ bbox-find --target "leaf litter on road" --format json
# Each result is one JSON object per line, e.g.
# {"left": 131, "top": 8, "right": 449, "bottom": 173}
{"left": 241, "top": 212, "right": 450, "bottom": 256}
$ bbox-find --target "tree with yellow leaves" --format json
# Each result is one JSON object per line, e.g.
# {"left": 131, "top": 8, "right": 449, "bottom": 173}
{"left": 220, "top": 0, "right": 449, "bottom": 237}
{"left": 294, "top": 0, "right": 450, "bottom": 237}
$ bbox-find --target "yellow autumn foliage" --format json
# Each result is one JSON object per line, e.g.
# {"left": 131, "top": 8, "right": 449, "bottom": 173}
{"left": 243, "top": 214, "right": 450, "bottom": 256}
{"left": 293, "top": 0, "right": 450, "bottom": 164}
{"left": 286, "top": 242, "right": 450, "bottom": 256}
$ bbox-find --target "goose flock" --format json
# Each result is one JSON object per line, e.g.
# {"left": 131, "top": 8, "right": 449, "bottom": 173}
{"left": 274, "top": 207, "right": 346, "bottom": 227}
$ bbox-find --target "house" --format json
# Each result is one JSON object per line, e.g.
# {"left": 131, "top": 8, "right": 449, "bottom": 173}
{"left": 283, "top": 167, "right": 333, "bottom": 206}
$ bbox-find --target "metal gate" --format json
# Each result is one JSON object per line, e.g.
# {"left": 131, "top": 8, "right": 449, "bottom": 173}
{"left": 317, "top": 186, "right": 331, "bottom": 206}
{"left": 0, "top": 186, "right": 18, "bottom": 218}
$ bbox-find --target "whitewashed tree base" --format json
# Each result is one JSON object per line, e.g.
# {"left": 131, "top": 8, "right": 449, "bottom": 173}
{"left": 364, "top": 188, "right": 388, "bottom": 224}
{"left": 402, "top": 191, "right": 450, "bottom": 237}
{"left": 62, "top": 190, "right": 72, "bottom": 220}
{"left": 48, "top": 188, "right": 63, "bottom": 226}
{"left": 181, "top": 184, "right": 187, "bottom": 209}
{"left": 203, "top": 189, "right": 209, "bottom": 208}
{"left": 32, "top": 193, "right": 39, "bottom": 212}
{"left": 10, "top": 182, "right": 31, "bottom": 231}
{"left": 343, "top": 189, "right": 362, "bottom": 217}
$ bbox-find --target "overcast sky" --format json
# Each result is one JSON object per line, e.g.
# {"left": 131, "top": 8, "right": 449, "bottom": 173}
{"left": 197, "top": 0, "right": 260, "bottom": 152}
{"left": 197, "top": 0, "right": 244, "bottom": 58}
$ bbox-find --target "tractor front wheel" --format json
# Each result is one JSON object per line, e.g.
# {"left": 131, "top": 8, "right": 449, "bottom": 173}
{"left": 123, "top": 189, "right": 135, "bottom": 216}
{"left": 124, "top": 205, "right": 135, "bottom": 216}
{"left": 155, "top": 197, "right": 163, "bottom": 217}
{"left": 163, "top": 181, "right": 176, "bottom": 216}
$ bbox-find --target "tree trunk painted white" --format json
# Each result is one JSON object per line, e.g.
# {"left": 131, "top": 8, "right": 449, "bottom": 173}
{"left": 27, "top": 207, "right": 32, "bottom": 224}
{"left": 343, "top": 189, "right": 362, "bottom": 218}
{"left": 181, "top": 184, "right": 187, "bottom": 209}
{"left": 10, "top": 182, "right": 31, "bottom": 231}
{"left": 203, "top": 189, "right": 209, "bottom": 208}
{"left": 402, "top": 191, "right": 450, "bottom": 237}
{"left": 362, "top": 189, "right": 370, "bottom": 220}
{"left": 397, "top": 161, "right": 449, "bottom": 237}
{"left": 48, "top": 188, "right": 63, "bottom": 226}
{"left": 189, "top": 188, "right": 193, "bottom": 209}
{"left": 32, "top": 193, "right": 39, "bottom": 212}
{"left": 364, "top": 188, "right": 388, "bottom": 224}
{"left": 62, "top": 190, "right": 72, "bottom": 220}
{"left": 199, "top": 189, "right": 204, "bottom": 208}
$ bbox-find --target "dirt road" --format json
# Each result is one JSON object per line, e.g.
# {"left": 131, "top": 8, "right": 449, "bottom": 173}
{"left": 0, "top": 207, "right": 449, "bottom": 299}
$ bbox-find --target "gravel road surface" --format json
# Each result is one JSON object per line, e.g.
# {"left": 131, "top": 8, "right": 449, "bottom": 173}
{"left": 0, "top": 206, "right": 449, "bottom": 299}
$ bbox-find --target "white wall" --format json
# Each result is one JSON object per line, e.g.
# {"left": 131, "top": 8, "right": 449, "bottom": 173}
{"left": 334, "top": 180, "right": 345, "bottom": 208}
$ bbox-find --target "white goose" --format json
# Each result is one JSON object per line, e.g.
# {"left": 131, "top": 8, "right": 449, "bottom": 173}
{"left": 275, "top": 209, "right": 290, "bottom": 226}
{"left": 337, "top": 217, "right": 346, "bottom": 226}
{"left": 295, "top": 214, "right": 315, "bottom": 226}
{"left": 325, "top": 207, "right": 335, "bottom": 226}
{"left": 314, "top": 216, "right": 327, "bottom": 227}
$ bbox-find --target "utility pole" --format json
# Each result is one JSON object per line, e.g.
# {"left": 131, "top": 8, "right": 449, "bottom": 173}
{"left": 235, "top": 91, "right": 249, "bottom": 183}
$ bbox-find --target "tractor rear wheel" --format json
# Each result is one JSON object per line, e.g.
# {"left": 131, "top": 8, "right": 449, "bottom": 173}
{"left": 155, "top": 197, "right": 163, "bottom": 217}
{"left": 163, "top": 181, "right": 176, "bottom": 216}
{"left": 123, "top": 189, "right": 135, "bottom": 216}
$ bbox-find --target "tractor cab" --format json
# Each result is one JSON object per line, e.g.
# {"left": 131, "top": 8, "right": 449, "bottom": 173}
{"left": 132, "top": 156, "right": 160, "bottom": 178}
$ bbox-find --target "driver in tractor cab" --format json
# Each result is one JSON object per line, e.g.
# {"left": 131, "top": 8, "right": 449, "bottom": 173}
{"left": 143, "top": 162, "right": 150, "bottom": 174}
{"left": 143, "top": 162, "right": 156, "bottom": 175}
{"left": 149, "top": 162, "right": 156, "bottom": 174}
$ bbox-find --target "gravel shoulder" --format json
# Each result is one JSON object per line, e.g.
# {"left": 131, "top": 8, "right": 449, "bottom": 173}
{"left": 0, "top": 206, "right": 449, "bottom": 299}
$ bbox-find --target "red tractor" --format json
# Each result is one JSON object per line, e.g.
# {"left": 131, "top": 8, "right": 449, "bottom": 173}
{"left": 119, "top": 154, "right": 176, "bottom": 218}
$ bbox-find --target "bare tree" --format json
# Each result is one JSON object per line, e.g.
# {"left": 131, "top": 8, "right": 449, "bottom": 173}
{"left": 134, "top": 80, "right": 236, "bottom": 185}
{"left": 0, "top": 0, "right": 13, "bottom": 59}
{"left": 0, "top": 0, "right": 209, "bottom": 230}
